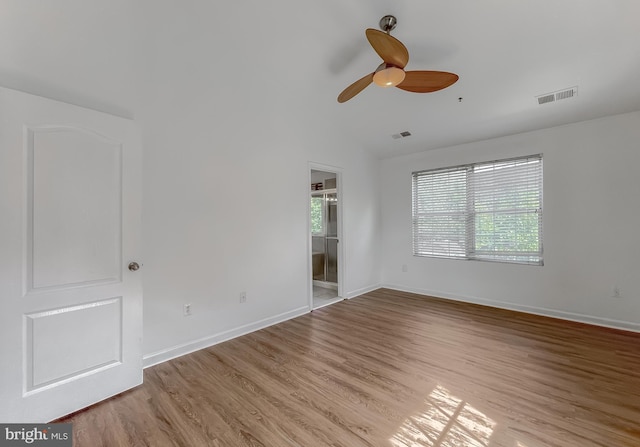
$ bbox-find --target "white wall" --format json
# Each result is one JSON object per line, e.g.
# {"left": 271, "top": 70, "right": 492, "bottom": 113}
{"left": 10, "top": 1, "right": 639, "bottom": 374}
{"left": 140, "top": 117, "right": 380, "bottom": 363}
{"left": 380, "top": 111, "right": 640, "bottom": 330}
{"left": 136, "top": 2, "right": 381, "bottom": 364}
{"left": 0, "top": 2, "right": 382, "bottom": 367}
{"left": 0, "top": 1, "right": 140, "bottom": 118}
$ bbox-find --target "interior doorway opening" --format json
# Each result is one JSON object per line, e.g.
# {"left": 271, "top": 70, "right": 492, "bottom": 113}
{"left": 310, "top": 168, "right": 342, "bottom": 309}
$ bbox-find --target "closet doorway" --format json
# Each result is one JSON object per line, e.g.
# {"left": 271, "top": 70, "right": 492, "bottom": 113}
{"left": 309, "top": 167, "right": 343, "bottom": 309}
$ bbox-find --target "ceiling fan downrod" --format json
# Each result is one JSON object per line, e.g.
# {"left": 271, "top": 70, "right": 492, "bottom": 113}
{"left": 379, "top": 15, "right": 397, "bottom": 34}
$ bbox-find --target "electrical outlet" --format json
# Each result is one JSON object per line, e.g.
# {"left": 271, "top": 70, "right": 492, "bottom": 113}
{"left": 612, "top": 286, "right": 621, "bottom": 298}
{"left": 183, "top": 303, "right": 192, "bottom": 316}
{"left": 401, "top": 264, "right": 408, "bottom": 273}
{"left": 239, "top": 292, "right": 247, "bottom": 303}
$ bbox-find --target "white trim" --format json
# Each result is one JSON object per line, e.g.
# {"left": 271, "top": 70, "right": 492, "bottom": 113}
{"left": 383, "top": 284, "right": 640, "bottom": 333}
{"left": 312, "top": 297, "right": 344, "bottom": 310}
{"left": 345, "top": 284, "right": 381, "bottom": 299}
{"left": 311, "top": 188, "right": 337, "bottom": 195}
{"left": 142, "top": 306, "right": 309, "bottom": 368}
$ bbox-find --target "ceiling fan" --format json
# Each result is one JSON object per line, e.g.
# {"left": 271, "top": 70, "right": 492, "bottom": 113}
{"left": 337, "top": 15, "right": 459, "bottom": 103}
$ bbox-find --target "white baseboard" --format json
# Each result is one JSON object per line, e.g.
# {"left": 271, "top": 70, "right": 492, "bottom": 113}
{"left": 383, "top": 283, "right": 640, "bottom": 333}
{"left": 143, "top": 284, "right": 639, "bottom": 370}
{"left": 142, "top": 306, "right": 310, "bottom": 368}
{"left": 345, "top": 283, "right": 381, "bottom": 299}
{"left": 143, "top": 283, "right": 381, "bottom": 370}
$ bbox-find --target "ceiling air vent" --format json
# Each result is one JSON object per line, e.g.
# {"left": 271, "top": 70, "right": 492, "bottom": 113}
{"left": 392, "top": 131, "right": 412, "bottom": 139}
{"left": 536, "top": 86, "right": 578, "bottom": 105}
{"left": 555, "top": 87, "right": 577, "bottom": 101}
{"left": 537, "top": 94, "right": 555, "bottom": 105}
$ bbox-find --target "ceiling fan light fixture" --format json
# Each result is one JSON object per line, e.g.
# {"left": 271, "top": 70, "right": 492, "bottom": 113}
{"left": 373, "top": 65, "right": 405, "bottom": 87}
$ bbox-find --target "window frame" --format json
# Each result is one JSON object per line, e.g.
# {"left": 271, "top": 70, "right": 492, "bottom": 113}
{"left": 412, "top": 154, "right": 543, "bottom": 266}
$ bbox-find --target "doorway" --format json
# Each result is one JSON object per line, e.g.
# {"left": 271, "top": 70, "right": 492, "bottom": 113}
{"left": 309, "top": 167, "right": 343, "bottom": 309}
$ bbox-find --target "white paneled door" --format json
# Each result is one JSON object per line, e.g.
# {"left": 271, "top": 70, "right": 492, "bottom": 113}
{"left": 0, "top": 87, "right": 143, "bottom": 422}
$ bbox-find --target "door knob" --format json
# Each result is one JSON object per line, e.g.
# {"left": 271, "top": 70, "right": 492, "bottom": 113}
{"left": 128, "top": 262, "right": 140, "bottom": 272}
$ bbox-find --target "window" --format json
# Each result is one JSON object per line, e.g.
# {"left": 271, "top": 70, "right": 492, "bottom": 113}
{"left": 412, "top": 154, "right": 543, "bottom": 265}
{"left": 310, "top": 195, "right": 325, "bottom": 235}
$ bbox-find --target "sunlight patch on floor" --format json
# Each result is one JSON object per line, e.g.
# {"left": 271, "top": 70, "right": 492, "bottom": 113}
{"left": 390, "top": 384, "right": 496, "bottom": 447}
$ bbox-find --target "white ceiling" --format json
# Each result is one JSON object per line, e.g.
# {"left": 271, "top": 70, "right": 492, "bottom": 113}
{"left": 321, "top": 0, "right": 640, "bottom": 157}
{"left": 2, "top": 1, "right": 639, "bottom": 159}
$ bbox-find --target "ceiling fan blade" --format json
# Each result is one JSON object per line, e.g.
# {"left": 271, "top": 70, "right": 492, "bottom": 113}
{"left": 365, "top": 29, "right": 409, "bottom": 69}
{"left": 337, "top": 73, "right": 374, "bottom": 103}
{"left": 396, "top": 71, "right": 459, "bottom": 93}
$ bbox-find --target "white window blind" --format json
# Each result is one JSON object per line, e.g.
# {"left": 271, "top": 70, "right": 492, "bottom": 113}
{"left": 412, "top": 155, "right": 543, "bottom": 265}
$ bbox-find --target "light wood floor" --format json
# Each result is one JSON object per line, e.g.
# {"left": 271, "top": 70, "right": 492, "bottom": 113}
{"left": 58, "top": 288, "right": 640, "bottom": 446}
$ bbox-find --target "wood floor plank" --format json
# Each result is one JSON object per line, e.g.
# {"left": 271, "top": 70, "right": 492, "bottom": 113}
{"left": 58, "top": 289, "right": 640, "bottom": 446}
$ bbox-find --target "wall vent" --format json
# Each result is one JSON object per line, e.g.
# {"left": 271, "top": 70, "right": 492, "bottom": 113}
{"left": 536, "top": 86, "right": 578, "bottom": 105}
{"left": 392, "top": 131, "right": 412, "bottom": 139}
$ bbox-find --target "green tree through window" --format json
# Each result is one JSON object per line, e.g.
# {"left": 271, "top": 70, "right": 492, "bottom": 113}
{"left": 310, "top": 196, "right": 324, "bottom": 235}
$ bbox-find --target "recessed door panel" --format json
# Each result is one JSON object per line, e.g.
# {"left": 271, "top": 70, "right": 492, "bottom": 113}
{"left": 26, "top": 298, "right": 122, "bottom": 392}
{"left": 28, "top": 128, "right": 122, "bottom": 291}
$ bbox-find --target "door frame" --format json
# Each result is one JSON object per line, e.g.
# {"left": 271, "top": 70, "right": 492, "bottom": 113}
{"left": 307, "top": 162, "right": 344, "bottom": 310}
